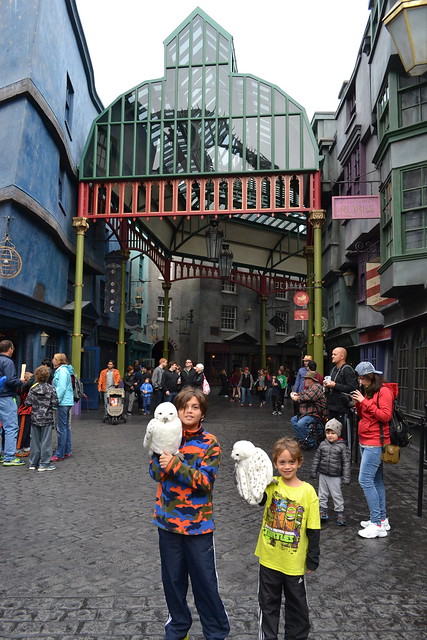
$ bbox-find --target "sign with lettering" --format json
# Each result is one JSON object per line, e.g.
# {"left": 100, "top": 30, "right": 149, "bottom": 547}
{"left": 332, "top": 195, "right": 380, "bottom": 219}
{"left": 294, "top": 309, "right": 308, "bottom": 320}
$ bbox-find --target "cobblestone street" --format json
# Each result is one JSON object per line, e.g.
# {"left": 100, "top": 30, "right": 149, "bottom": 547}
{"left": 1, "top": 395, "right": 426, "bottom": 639}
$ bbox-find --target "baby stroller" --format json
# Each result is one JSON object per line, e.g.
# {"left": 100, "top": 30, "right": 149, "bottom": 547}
{"left": 103, "top": 387, "right": 126, "bottom": 425}
{"left": 299, "top": 417, "right": 325, "bottom": 450}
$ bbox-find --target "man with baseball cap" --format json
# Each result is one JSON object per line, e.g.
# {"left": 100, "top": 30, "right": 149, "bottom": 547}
{"left": 290, "top": 371, "right": 327, "bottom": 448}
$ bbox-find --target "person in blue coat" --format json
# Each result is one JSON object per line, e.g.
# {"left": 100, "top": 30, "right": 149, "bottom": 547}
{"left": 0, "top": 340, "right": 26, "bottom": 466}
{"left": 51, "top": 353, "right": 74, "bottom": 462}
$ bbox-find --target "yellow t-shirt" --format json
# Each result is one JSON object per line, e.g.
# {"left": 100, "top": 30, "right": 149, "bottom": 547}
{"left": 255, "top": 478, "right": 320, "bottom": 576}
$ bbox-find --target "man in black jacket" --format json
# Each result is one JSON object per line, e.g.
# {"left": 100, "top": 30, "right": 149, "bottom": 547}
{"left": 163, "top": 362, "right": 180, "bottom": 403}
{"left": 324, "top": 347, "right": 358, "bottom": 424}
{"left": 0, "top": 340, "right": 26, "bottom": 467}
{"left": 180, "top": 359, "right": 197, "bottom": 388}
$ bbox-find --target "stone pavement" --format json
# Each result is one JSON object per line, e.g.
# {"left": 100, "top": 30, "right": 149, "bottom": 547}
{"left": 1, "top": 394, "right": 426, "bottom": 639}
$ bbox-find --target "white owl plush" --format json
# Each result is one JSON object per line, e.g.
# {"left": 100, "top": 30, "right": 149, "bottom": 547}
{"left": 231, "top": 440, "right": 274, "bottom": 505}
{"left": 143, "top": 402, "right": 183, "bottom": 458}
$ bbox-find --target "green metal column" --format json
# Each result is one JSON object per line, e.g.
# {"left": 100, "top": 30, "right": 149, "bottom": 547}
{"left": 162, "top": 281, "right": 171, "bottom": 361}
{"left": 260, "top": 295, "right": 267, "bottom": 369}
{"left": 71, "top": 217, "right": 89, "bottom": 377}
{"left": 117, "top": 250, "right": 130, "bottom": 377}
{"left": 305, "top": 246, "right": 314, "bottom": 356}
{"left": 309, "top": 210, "right": 326, "bottom": 375}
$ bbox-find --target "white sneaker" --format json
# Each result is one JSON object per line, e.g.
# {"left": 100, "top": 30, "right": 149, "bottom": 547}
{"left": 358, "top": 522, "right": 388, "bottom": 538}
{"left": 272, "top": 411, "right": 277, "bottom": 415}
{"left": 360, "top": 517, "right": 391, "bottom": 531}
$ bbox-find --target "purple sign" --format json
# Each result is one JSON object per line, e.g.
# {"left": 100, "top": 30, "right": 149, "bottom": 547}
{"left": 332, "top": 195, "right": 380, "bottom": 219}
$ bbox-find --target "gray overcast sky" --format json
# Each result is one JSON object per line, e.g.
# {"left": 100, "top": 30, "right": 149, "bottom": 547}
{"left": 76, "top": 1, "right": 371, "bottom": 120}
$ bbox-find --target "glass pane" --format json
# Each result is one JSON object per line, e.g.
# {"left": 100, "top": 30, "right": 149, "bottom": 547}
{"left": 204, "top": 66, "right": 217, "bottom": 113}
{"left": 274, "top": 116, "right": 286, "bottom": 169}
{"left": 303, "top": 120, "right": 316, "bottom": 167}
{"left": 109, "top": 124, "right": 121, "bottom": 176}
{"left": 219, "top": 34, "right": 228, "bottom": 63}
{"left": 246, "top": 117, "right": 258, "bottom": 153}
{"left": 124, "top": 92, "right": 135, "bottom": 122}
{"left": 402, "top": 106, "right": 419, "bottom": 126}
{"left": 166, "top": 39, "right": 177, "bottom": 67}
{"left": 405, "top": 210, "right": 423, "bottom": 229}
{"left": 82, "top": 129, "right": 95, "bottom": 177}
{"left": 192, "top": 16, "right": 203, "bottom": 65}
{"left": 259, "top": 116, "right": 272, "bottom": 169}
{"left": 246, "top": 78, "right": 258, "bottom": 116}
{"left": 135, "top": 123, "right": 148, "bottom": 175}
{"left": 274, "top": 89, "right": 286, "bottom": 114}
{"left": 122, "top": 124, "right": 134, "bottom": 176}
{"left": 163, "top": 123, "right": 175, "bottom": 174}
{"left": 217, "top": 119, "right": 229, "bottom": 171}
{"left": 178, "top": 25, "right": 190, "bottom": 65}
{"left": 177, "top": 68, "right": 189, "bottom": 111}
{"left": 111, "top": 99, "right": 122, "bottom": 122}
{"left": 231, "top": 119, "right": 243, "bottom": 171}
{"left": 401, "top": 88, "right": 417, "bottom": 108}
{"left": 137, "top": 85, "right": 148, "bottom": 121}
{"left": 191, "top": 67, "right": 203, "bottom": 110}
{"left": 205, "top": 23, "right": 217, "bottom": 64}
{"left": 150, "top": 82, "right": 162, "bottom": 118}
{"left": 149, "top": 122, "right": 161, "bottom": 173}
{"left": 232, "top": 77, "right": 244, "bottom": 115}
{"left": 176, "top": 121, "right": 189, "bottom": 173}
{"left": 288, "top": 114, "right": 301, "bottom": 168}
{"left": 217, "top": 66, "right": 229, "bottom": 116}
{"left": 259, "top": 83, "right": 271, "bottom": 115}
{"left": 204, "top": 120, "right": 216, "bottom": 172}
{"left": 403, "top": 168, "right": 421, "bottom": 189}
{"left": 189, "top": 121, "right": 202, "bottom": 172}
{"left": 403, "top": 188, "right": 421, "bottom": 208}
{"left": 405, "top": 230, "right": 422, "bottom": 249}
{"left": 165, "top": 69, "right": 176, "bottom": 112}
{"left": 95, "top": 125, "right": 107, "bottom": 178}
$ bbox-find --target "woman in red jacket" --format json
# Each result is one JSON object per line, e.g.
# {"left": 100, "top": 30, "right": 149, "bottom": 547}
{"left": 350, "top": 362, "right": 395, "bottom": 539}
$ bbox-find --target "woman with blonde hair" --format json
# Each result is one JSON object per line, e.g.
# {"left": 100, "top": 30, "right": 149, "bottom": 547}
{"left": 51, "top": 353, "right": 74, "bottom": 462}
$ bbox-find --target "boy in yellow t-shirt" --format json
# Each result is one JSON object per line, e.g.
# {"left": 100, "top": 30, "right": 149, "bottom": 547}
{"left": 255, "top": 437, "right": 320, "bottom": 640}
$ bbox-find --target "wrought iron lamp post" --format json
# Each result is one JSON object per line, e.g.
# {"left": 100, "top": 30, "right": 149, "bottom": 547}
{"left": 205, "top": 221, "right": 224, "bottom": 260}
{"left": 218, "top": 243, "right": 233, "bottom": 279}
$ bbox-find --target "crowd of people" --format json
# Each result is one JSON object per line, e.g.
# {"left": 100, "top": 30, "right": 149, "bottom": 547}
{"left": 0, "top": 338, "right": 397, "bottom": 639}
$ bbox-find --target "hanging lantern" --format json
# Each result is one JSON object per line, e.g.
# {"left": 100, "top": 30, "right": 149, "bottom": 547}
{"left": 218, "top": 242, "right": 233, "bottom": 279}
{"left": 205, "top": 221, "right": 224, "bottom": 260}
{"left": 383, "top": 1, "right": 427, "bottom": 76}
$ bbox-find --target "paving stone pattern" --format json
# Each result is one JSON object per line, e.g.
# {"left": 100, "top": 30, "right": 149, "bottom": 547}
{"left": 0, "top": 395, "right": 426, "bottom": 639}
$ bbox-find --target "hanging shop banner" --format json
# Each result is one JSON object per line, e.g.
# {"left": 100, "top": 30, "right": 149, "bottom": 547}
{"left": 294, "top": 309, "right": 308, "bottom": 320}
{"left": 293, "top": 291, "right": 309, "bottom": 306}
{"left": 332, "top": 195, "right": 380, "bottom": 219}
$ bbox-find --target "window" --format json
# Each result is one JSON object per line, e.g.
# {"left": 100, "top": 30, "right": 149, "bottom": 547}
{"left": 398, "top": 73, "right": 427, "bottom": 127}
{"left": 343, "top": 144, "right": 361, "bottom": 195}
{"left": 221, "top": 305, "right": 236, "bottom": 330}
{"left": 401, "top": 165, "right": 427, "bottom": 251}
{"left": 396, "top": 333, "right": 410, "bottom": 410}
{"left": 381, "top": 177, "right": 393, "bottom": 259}
{"left": 58, "top": 164, "right": 66, "bottom": 215}
{"left": 275, "top": 290, "right": 289, "bottom": 301}
{"left": 378, "top": 82, "right": 390, "bottom": 139}
{"left": 157, "top": 297, "right": 172, "bottom": 321}
{"left": 275, "top": 311, "right": 288, "bottom": 335}
{"left": 414, "top": 325, "right": 427, "bottom": 412}
{"left": 327, "top": 280, "right": 341, "bottom": 327}
{"left": 222, "top": 281, "right": 236, "bottom": 293}
{"left": 65, "top": 74, "right": 74, "bottom": 135}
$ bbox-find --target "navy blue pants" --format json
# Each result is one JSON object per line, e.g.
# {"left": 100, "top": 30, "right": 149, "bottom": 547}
{"left": 258, "top": 564, "right": 310, "bottom": 640}
{"left": 158, "top": 528, "right": 230, "bottom": 640}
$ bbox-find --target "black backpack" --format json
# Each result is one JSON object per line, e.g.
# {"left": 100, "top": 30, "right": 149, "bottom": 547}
{"left": 389, "top": 402, "right": 411, "bottom": 448}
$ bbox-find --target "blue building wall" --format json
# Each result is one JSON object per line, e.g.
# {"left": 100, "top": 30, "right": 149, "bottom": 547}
{"left": 0, "top": 0, "right": 104, "bottom": 371}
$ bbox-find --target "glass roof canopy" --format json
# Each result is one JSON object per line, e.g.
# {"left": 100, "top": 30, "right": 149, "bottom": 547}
{"left": 79, "top": 8, "right": 321, "bottom": 268}
{"left": 80, "top": 8, "right": 320, "bottom": 181}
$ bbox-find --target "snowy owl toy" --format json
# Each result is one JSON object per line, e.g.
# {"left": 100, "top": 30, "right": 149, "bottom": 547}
{"left": 231, "top": 440, "right": 274, "bottom": 505}
{"left": 143, "top": 402, "right": 183, "bottom": 458}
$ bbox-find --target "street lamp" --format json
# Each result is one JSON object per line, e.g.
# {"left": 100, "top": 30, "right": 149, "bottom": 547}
{"left": 205, "top": 221, "right": 224, "bottom": 260}
{"left": 40, "top": 331, "right": 49, "bottom": 348}
{"left": 218, "top": 242, "right": 233, "bottom": 279}
{"left": 383, "top": 1, "right": 427, "bottom": 76}
{"left": 342, "top": 269, "right": 356, "bottom": 289}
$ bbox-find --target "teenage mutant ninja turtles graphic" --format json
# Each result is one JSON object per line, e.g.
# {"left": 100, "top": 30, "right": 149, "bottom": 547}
{"left": 263, "top": 492, "right": 304, "bottom": 549}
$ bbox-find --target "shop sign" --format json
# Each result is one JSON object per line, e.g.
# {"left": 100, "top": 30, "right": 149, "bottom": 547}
{"left": 332, "top": 195, "right": 380, "bottom": 219}
{"left": 294, "top": 309, "right": 308, "bottom": 320}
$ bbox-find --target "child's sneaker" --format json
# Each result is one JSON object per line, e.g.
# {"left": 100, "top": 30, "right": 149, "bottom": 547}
{"left": 320, "top": 509, "right": 329, "bottom": 521}
{"left": 38, "top": 464, "right": 56, "bottom": 472}
{"left": 336, "top": 512, "right": 347, "bottom": 526}
{"left": 3, "top": 457, "right": 26, "bottom": 466}
{"left": 28, "top": 465, "right": 38, "bottom": 470}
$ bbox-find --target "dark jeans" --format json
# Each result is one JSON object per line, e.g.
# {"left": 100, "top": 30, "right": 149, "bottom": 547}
{"left": 158, "top": 528, "right": 230, "bottom": 640}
